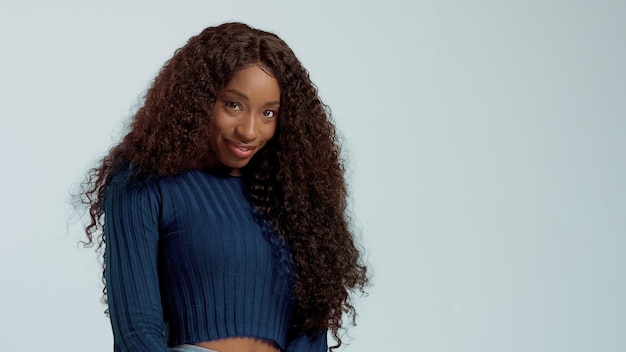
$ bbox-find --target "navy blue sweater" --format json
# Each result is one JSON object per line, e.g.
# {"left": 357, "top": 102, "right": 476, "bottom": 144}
{"left": 104, "top": 169, "right": 327, "bottom": 351}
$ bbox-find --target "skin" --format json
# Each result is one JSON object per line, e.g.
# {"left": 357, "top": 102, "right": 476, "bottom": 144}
{"left": 208, "top": 64, "right": 279, "bottom": 176}
{"left": 196, "top": 336, "right": 280, "bottom": 352}
{"left": 195, "top": 64, "right": 281, "bottom": 352}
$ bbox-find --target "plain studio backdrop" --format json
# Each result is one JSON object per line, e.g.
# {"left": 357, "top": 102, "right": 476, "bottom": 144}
{"left": 1, "top": 1, "right": 624, "bottom": 351}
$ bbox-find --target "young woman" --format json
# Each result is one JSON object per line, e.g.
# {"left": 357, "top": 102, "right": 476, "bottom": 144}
{"left": 81, "top": 22, "right": 368, "bottom": 352}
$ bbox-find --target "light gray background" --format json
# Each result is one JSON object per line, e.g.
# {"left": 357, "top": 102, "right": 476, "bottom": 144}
{"left": 1, "top": 0, "right": 624, "bottom": 351}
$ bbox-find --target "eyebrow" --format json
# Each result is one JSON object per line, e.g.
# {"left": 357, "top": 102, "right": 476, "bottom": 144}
{"left": 223, "top": 89, "right": 280, "bottom": 106}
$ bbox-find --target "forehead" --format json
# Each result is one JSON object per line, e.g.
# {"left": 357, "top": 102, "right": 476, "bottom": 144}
{"left": 221, "top": 65, "right": 280, "bottom": 101}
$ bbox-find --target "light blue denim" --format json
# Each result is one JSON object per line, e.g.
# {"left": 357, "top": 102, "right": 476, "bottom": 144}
{"left": 170, "top": 344, "right": 219, "bottom": 352}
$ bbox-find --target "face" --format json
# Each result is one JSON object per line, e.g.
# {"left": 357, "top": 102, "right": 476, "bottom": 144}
{"left": 210, "top": 64, "right": 280, "bottom": 176}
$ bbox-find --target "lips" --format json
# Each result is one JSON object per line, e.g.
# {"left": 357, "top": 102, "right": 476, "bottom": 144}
{"left": 226, "top": 140, "right": 256, "bottom": 159}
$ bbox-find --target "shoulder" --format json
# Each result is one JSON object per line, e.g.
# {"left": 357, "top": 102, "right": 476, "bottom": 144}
{"left": 107, "top": 168, "right": 243, "bottom": 203}
{"left": 105, "top": 168, "right": 163, "bottom": 209}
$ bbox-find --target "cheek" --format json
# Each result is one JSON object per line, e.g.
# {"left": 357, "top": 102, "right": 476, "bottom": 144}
{"left": 210, "top": 115, "right": 230, "bottom": 140}
{"left": 256, "top": 126, "right": 276, "bottom": 150}
{"left": 207, "top": 124, "right": 222, "bottom": 149}
{"left": 266, "top": 122, "right": 278, "bottom": 140}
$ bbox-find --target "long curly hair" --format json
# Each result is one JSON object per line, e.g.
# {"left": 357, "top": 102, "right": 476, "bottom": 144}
{"left": 81, "top": 22, "right": 368, "bottom": 349}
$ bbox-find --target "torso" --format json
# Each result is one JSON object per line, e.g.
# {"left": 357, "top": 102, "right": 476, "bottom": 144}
{"left": 195, "top": 336, "right": 280, "bottom": 352}
{"left": 155, "top": 171, "right": 294, "bottom": 347}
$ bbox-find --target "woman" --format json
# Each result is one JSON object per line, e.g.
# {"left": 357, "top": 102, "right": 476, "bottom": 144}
{"left": 81, "top": 22, "right": 368, "bottom": 352}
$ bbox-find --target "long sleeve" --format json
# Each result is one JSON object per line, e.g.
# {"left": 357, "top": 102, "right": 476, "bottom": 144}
{"left": 104, "top": 178, "right": 170, "bottom": 352}
{"left": 286, "top": 331, "right": 328, "bottom": 352}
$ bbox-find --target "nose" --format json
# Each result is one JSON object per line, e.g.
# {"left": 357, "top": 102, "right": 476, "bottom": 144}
{"left": 234, "top": 113, "right": 256, "bottom": 143}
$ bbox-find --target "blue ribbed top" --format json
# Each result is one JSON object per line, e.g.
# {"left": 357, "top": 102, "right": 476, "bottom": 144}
{"left": 104, "top": 169, "right": 327, "bottom": 352}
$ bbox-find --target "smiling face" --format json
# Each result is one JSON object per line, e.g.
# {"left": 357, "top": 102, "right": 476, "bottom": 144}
{"left": 210, "top": 64, "right": 280, "bottom": 176}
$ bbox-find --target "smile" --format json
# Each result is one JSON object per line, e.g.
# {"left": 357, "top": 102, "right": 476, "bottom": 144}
{"left": 226, "top": 140, "right": 256, "bottom": 159}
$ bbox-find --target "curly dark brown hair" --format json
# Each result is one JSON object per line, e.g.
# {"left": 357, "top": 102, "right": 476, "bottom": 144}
{"left": 81, "top": 22, "right": 368, "bottom": 349}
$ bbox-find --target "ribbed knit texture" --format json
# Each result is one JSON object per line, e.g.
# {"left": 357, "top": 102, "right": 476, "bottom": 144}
{"left": 104, "top": 169, "right": 328, "bottom": 352}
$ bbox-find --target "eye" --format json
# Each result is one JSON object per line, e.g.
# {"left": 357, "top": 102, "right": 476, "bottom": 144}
{"left": 263, "top": 110, "right": 277, "bottom": 118}
{"left": 226, "top": 101, "right": 241, "bottom": 110}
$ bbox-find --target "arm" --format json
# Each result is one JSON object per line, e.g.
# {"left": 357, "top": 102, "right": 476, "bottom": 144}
{"left": 285, "top": 331, "right": 328, "bottom": 352}
{"left": 104, "top": 178, "right": 171, "bottom": 351}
